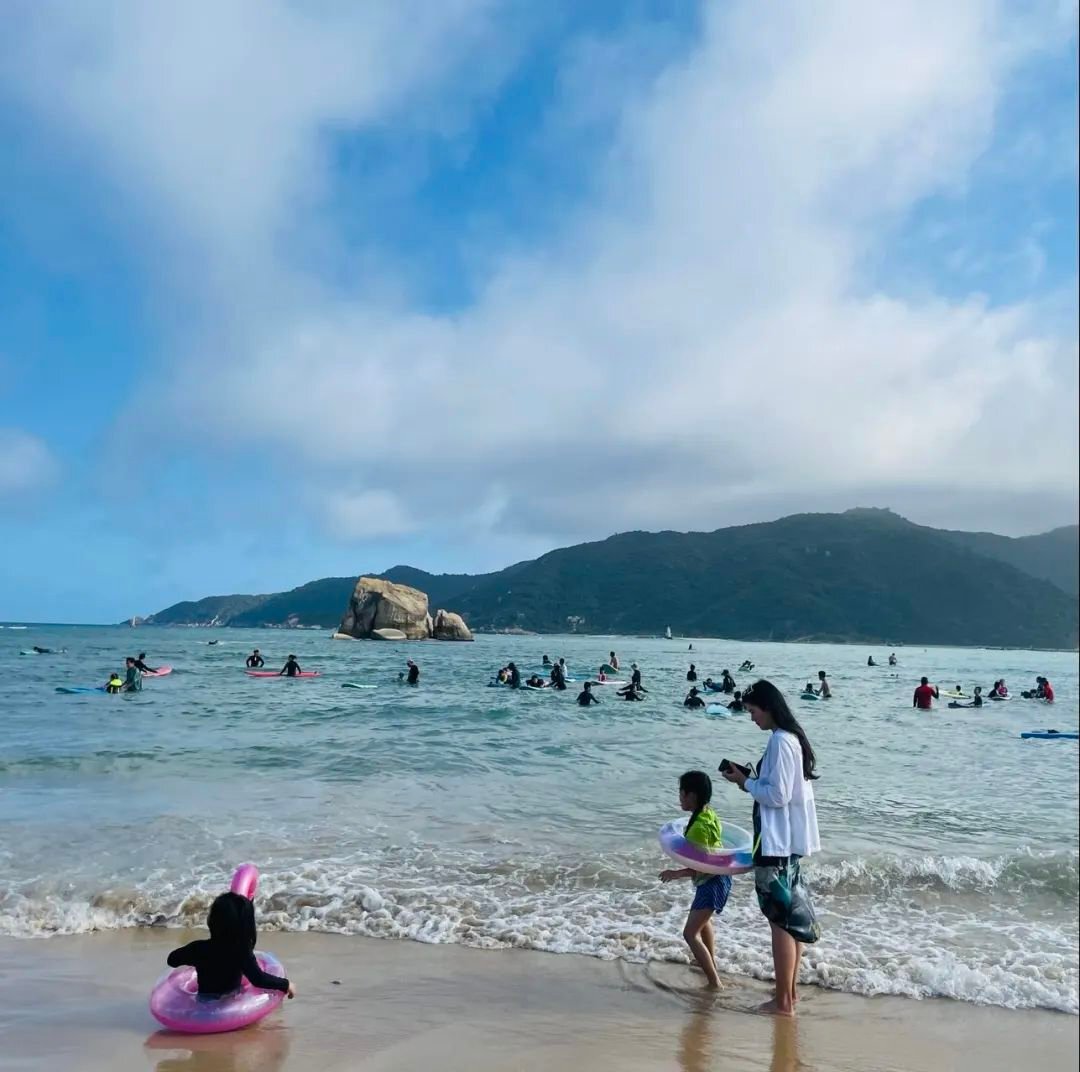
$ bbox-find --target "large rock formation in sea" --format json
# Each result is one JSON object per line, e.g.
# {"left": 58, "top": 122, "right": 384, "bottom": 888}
{"left": 337, "top": 576, "right": 474, "bottom": 641}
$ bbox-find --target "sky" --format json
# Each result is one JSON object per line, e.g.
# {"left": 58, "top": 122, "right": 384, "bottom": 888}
{"left": 0, "top": 0, "right": 1077, "bottom": 624}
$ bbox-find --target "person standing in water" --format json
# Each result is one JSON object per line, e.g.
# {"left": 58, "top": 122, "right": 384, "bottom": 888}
{"left": 684, "top": 687, "right": 705, "bottom": 709}
{"left": 279, "top": 655, "right": 302, "bottom": 677}
{"left": 133, "top": 652, "right": 157, "bottom": 674}
{"left": 246, "top": 649, "right": 265, "bottom": 669}
{"left": 550, "top": 662, "right": 567, "bottom": 690}
{"left": 815, "top": 671, "right": 831, "bottom": 699}
{"left": 722, "top": 680, "right": 820, "bottom": 1015}
{"left": 912, "top": 677, "right": 938, "bottom": 710}
{"left": 687, "top": 664, "right": 698, "bottom": 682}
{"left": 888, "top": 653, "right": 897, "bottom": 666}
{"left": 122, "top": 656, "right": 143, "bottom": 692}
{"left": 406, "top": 659, "right": 420, "bottom": 685}
{"left": 659, "top": 771, "right": 731, "bottom": 990}
{"left": 577, "top": 682, "right": 600, "bottom": 706}
{"left": 608, "top": 651, "right": 620, "bottom": 671}
{"left": 508, "top": 662, "right": 521, "bottom": 689}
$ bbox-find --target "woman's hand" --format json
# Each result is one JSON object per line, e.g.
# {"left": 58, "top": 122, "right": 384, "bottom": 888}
{"left": 286, "top": 982, "right": 297, "bottom": 999}
{"left": 722, "top": 766, "right": 748, "bottom": 789}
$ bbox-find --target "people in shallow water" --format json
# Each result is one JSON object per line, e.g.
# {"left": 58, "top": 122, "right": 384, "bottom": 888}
{"left": 727, "top": 690, "right": 745, "bottom": 712}
{"left": 122, "top": 656, "right": 143, "bottom": 692}
{"left": 867, "top": 656, "right": 877, "bottom": 667}
{"left": 133, "top": 652, "right": 157, "bottom": 674}
{"left": 577, "top": 682, "right": 600, "bottom": 706}
{"left": 280, "top": 655, "right": 302, "bottom": 677}
{"left": 684, "top": 687, "right": 706, "bottom": 709}
{"left": 803, "top": 682, "right": 816, "bottom": 696}
{"left": 888, "top": 653, "right": 898, "bottom": 666}
{"left": 815, "top": 670, "right": 831, "bottom": 699}
{"left": 525, "top": 675, "right": 548, "bottom": 688}
{"left": 550, "top": 662, "right": 567, "bottom": 690}
{"left": 988, "top": 679, "right": 1009, "bottom": 698}
{"left": 687, "top": 664, "right": 698, "bottom": 682}
{"left": 406, "top": 659, "right": 420, "bottom": 685}
{"left": 507, "top": 662, "right": 521, "bottom": 689}
{"left": 620, "top": 683, "right": 645, "bottom": 701}
{"left": 912, "top": 676, "right": 938, "bottom": 710}
{"left": 246, "top": 649, "right": 265, "bottom": 669}
{"left": 542, "top": 655, "right": 552, "bottom": 667}
{"left": 951, "top": 686, "right": 983, "bottom": 708}
{"left": 608, "top": 651, "right": 620, "bottom": 671}
{"left": 105, "top": 672, "right": 123, "bottom": 694}
{"left": 720, "top": 670, "right": 736, "bottom": 694}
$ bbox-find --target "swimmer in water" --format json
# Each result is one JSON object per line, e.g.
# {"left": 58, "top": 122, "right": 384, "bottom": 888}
{"left": 406, "top": 660, "right": 420, "bottom": 685}
{"left": 279, "top": 655, "right": 302, "bottom": 677}
{"left": 684, "top": 687, "right": 706, "bottom": 709}
{"left": 727, "top": 690, "right": 745, "bottom": 712}
{"left": 577, "top": 682, "right": 600, "bottom": 706}
{"left": 815, "top": 671, "right": 831, "bottom": 699}
{"left": 687, "top": 664, "right": 698, "bottom": 683}
{"left": 246, "top": 649, "right": 265, "bottom": 669}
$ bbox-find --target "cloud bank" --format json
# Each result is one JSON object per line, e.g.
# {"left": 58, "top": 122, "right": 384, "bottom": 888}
{"left": 5, "top": 0, "right": 1077, "bottom": 551}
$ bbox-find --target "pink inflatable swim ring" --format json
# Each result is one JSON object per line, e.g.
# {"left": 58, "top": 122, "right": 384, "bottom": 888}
{"left": 658, "top": 818, "right": 754, "bottom": 875}
{"left": 149, "top": 865, "right": 286, "bottom": 1034}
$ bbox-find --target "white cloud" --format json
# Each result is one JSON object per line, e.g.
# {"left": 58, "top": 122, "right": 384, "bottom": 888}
{"left": 322, "top": 490, "right": 415, "bottom": 541}
{"left": 0, "top": 429, "right": 57, "bottom": 496}
{"left": 4, "top": 0, "right": 1077, "bottom": 545}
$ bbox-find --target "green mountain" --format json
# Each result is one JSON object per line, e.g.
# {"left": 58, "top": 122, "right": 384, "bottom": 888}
{"left": 937, "top": 524, "right": 1078, "bottom": 596}
{"left": 141, "top": 509, "right": 1078, "bottom": 648}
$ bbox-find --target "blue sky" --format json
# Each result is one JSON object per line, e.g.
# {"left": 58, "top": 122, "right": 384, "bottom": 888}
{"left": 1, "top": 0, "right": 1077, "bottom": 624}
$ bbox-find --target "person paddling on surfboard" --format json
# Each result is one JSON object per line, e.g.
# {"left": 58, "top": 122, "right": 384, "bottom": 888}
{"left": 279, "top": 655, "right": 302, "bottom": 677}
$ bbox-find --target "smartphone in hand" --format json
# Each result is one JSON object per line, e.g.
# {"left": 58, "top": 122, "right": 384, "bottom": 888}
{"left": 719, "top": 759, "right": 751, "bottom": 777}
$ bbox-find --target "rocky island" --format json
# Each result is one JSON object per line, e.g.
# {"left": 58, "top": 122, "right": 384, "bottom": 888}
{"left": 334, "top": 576, "right": 473, "bottom": 642}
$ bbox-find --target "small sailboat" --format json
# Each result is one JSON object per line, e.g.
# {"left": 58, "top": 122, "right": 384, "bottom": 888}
{"left": 665, "top": 625, "right": 672, "bottom": 640}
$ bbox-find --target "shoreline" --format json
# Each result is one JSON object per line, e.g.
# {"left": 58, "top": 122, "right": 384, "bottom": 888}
{"left": 1, "top": 930, "right": 1075, "bottom": 1071}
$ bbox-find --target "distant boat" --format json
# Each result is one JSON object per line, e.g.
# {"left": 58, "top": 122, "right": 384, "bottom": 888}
{"left": 665, "top": 626, "right": 672, "bottom": 640}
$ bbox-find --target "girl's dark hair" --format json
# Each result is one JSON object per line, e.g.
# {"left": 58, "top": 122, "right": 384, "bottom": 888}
{"left": 207, "top": 892, "right": 257, "bottom": 956}
{"left": 679, "top": 770, "right": 713, "bottom": 835}
{"left": 743, "top": 679, "right": 818, "bottom": 780}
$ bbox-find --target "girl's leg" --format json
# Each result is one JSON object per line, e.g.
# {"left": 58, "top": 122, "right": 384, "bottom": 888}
{"left": 764, "top": 923, "right": 797, "bottom": 1015}
{"left": 790, "top": 941, "right": 803, "bottom": 1004}
{"left": 702, "top": 918, "right": 716, "bottom": 966}
{"left": 683, "top": 909, "right": 721, "bottom": 989}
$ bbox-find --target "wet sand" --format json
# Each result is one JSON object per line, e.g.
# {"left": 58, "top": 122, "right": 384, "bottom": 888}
{"left": 0, "top": 931, "right": 1075, "bottom": 1071}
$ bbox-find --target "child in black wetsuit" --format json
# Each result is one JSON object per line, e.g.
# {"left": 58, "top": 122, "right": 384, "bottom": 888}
{"left": 167, "top": 892, "right": 296, "bottom": 999}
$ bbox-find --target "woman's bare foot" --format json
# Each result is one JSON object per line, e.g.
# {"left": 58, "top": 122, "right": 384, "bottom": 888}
{"left": 756, "top": 997, "right": 794, "bottom": 1016}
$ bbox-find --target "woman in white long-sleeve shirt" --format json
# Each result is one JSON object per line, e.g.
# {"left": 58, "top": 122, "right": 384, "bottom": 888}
{"left": 722, "top": 679, "right": 820, "bottom": 1015}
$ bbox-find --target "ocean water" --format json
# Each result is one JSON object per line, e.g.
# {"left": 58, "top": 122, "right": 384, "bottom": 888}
{"left": 1, "top": 626, "right": 1077, "bottom": 1013}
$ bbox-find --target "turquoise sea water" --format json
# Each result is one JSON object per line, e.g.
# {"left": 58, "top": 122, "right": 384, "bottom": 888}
{"left": 1, "top": 626, "right": 1077, "bottom": 1012}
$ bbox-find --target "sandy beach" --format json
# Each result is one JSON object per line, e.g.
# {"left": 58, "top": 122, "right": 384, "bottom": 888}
{"left": 1, "top": 931, "right": 1075, "bottom": 1071}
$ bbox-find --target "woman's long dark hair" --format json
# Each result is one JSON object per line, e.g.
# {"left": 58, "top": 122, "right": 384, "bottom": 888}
{"left": 679, "top": 770, "right": 713, "bottom": 835}
{"left": 207, "top": 892, "right": 257, "bottom": 958}
{"left": 743, "top": 679, "right": 818, "bottom": 780}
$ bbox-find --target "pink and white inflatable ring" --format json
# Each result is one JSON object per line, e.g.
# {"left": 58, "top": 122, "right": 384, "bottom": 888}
{"left": 658, "top": 818, "right": 754, "bottom": 875}
{"left": 149, "top": 864, "right": 286, "bottom": 1034}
